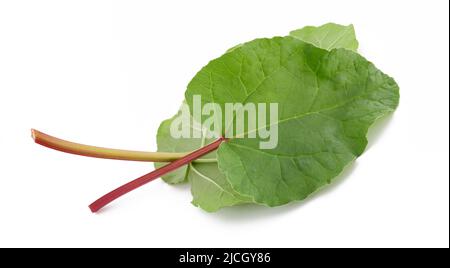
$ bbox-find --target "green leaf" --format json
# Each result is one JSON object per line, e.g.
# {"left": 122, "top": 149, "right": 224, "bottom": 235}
{"left": 185, "top": 36, "right": 398, "bottom": 207}
{"left": 156, "top": 24, "right": 399, "bottom": 211}
{"left": 290, "top": 23, "right": 359, "bottom": 51}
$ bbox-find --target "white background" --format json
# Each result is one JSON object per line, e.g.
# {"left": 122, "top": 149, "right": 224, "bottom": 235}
{"left": 0, "top": 0, "right": 448, "bottom": 248}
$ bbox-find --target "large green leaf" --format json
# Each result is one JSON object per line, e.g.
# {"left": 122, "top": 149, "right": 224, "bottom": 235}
{"left": 290, "top": 23, "right": 359, "bottom": 51}
{"left": 156, "top": 24, "right": 399, "bottom": 211}
{"left": 185, "top": 37, "right": 398, "bottom": 207}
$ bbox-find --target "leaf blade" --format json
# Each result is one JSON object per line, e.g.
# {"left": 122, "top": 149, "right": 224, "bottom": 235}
{"left": 290, "top": 23, "right": 359, "bottom": 51}
{"left": 187, "top": 37, "right": 399, "bottom": 206}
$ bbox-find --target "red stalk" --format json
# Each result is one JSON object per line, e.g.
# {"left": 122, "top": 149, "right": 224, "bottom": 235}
{"left": 89, "top": 137, "right": 227, "bottom": 213}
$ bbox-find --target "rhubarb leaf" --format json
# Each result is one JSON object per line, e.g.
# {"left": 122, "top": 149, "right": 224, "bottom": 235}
{"left": 290, "top": 23, "right": 359, "bottom": 51}
{"left": 157, "top": 24, "right": 398, "bottom": 211}
{"left": 185, "top": 36, "right": 399, "bottom": 207}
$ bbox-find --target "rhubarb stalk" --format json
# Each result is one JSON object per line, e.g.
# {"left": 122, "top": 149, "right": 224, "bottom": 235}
{"left": 89, "top": 137, "right": 227, "bottom": 212}
{"left": 31, "top": 129, "right": 226, "bottom": 212}
{"left": 31, "top": 129, "right": 186, "bottom": 162}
